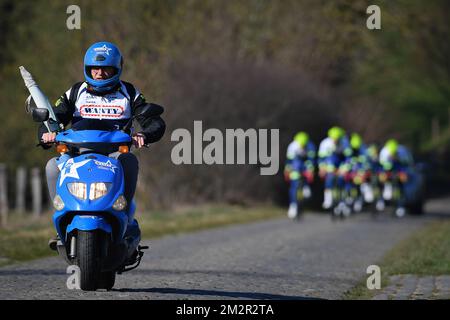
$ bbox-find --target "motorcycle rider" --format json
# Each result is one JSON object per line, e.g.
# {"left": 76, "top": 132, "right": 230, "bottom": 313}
{"left": 284, "top": 132, "right": 316, "bottom": 218}
{"left": 344, "top": 133, "right": 372, "bottom": 212}
{"left": 37, "top": 41, "right": 166, "bottom": 247}
{"left": 366, "top": 143, "right": 385, "bottom": 211}
{"left": 318, "top": 126, "right": 352, "bottom": 210}
{"left": 379, "top": 139, "right": 413, "bottom": 217}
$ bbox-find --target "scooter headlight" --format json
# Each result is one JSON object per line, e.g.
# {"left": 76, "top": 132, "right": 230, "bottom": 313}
{"left": 53, "top": 194, "right": 65, "bottom": 211}
{"left": 89, "top": 182, "right": 111, "bottom": 200}
{"left": 112, "top": 195, "right": 127, "bottom": 211}
{"left": 67, "top": 182, "right": 87, "bottom": 200}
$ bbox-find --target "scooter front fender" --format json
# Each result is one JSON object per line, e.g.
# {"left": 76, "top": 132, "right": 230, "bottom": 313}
{"left": 66, "top": 215, "right": 112, "bottom": 234}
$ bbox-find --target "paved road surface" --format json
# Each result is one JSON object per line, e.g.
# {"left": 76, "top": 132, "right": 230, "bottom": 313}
{"left": 0, "top": 199, "right": 448, "bottom": 300}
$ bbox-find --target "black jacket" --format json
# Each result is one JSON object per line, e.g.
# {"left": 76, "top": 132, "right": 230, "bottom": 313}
{"left": 38, "top": 81, "right": 165, "bottom": 148}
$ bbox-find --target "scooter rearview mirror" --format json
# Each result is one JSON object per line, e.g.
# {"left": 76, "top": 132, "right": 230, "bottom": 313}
{"left": 25, "top": 95, "right": 37, "bottom": 114}
{"left": 32, "top": 108, "right": 50, "bottom": 122}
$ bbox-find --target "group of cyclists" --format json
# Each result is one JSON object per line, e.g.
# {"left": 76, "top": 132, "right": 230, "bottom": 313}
{"left": 284, "top": 126, "right": 414, "bottom": 219}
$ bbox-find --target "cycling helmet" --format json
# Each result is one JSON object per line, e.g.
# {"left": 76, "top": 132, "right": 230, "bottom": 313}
{"left": 350, "top": 133, "right": 362, "bottom": 149}
{"left": 328, "top": 126, "right": 344, "bottom": 141}
{"left": 294, "top": 132, "right": 309, "bottom": 147}
{"left": 385, "top": 139, "right": 399, "bottom": 155}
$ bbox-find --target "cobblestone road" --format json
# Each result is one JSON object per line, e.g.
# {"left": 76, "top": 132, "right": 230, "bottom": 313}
{"left": 0, "top": 208, "right": 435, "bottom": 300}
{"left": 372, "top": 275, "right": 450, "bottom": 300}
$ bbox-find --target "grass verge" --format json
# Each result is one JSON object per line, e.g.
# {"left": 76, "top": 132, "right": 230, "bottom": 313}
{"left": 0, "top": 204, "right": 285, "bottom": 267}
{"left": 344, "top": 219, "right": 450, "bottom": 299}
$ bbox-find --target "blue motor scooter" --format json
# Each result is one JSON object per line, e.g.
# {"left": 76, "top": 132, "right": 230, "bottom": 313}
{"left": 32, "top": 107, "right": 152, "bottom": 291}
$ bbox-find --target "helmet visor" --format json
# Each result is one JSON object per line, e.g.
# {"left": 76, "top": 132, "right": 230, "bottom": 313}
{"left": 85, "top": 66, "right": 118, "bottom": 80}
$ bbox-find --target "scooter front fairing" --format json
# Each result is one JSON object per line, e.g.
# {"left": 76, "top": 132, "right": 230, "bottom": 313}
{"left": 52, "top": 153, "right": 132, "bottom": 243}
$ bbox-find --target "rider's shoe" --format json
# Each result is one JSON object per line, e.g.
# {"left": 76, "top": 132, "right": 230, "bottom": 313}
{"left": 383, "top": 183, "right": 393, "bottom": 200}
{"left": 287, "top": 203, "right": 298, "bottom": 219}
{"left": 353, "top": 200, "right": 363, "bottom": 213}
{"left": 362, "top": 183, "right": 374, "bottom": 203}
{"left": 342, "top": 205, "right": 352, "bottom": 217}
{"left": 345, "top": 197, "right": 353, "bottom": 206}
{"left": 48, "top": 235, "right": 60, "bottom": 251}
{"left": 322, "top": 189, "right": 333, "bottom": 209}
{"left": 376, "top": 199, "right": 385, "bottom": 212}
{"left": 395, "top": 207, "right": 406, "bottom": 218}
{"left": 333, "top": 206, "right": 341, "bottom": 216}
{"left": 337, "top": 202, "right": 351, "bottom": 217}
{"left": 302, "top": 186, "right": 312, "bottom": 199}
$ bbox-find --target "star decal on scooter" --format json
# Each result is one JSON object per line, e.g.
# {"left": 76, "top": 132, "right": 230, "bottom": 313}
{"left": 94, "top": 159, "right": 118, "bottom": 173}
{"left": 58, "top": 158, "right": 91, "bottom": 186}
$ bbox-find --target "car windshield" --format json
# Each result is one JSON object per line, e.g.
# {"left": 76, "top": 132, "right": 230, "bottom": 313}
{"left": 71, "top": 119, "right": 120, "bottom": 132}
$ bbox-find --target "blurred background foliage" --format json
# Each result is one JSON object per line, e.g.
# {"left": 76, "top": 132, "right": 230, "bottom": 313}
{"left": 0, "top": 0, "right": 448, "bottom": 208}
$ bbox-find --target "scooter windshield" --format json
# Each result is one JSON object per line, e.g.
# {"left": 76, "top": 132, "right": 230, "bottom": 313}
{"left": 56, "top": 119, "right": 132, "bottom": 145}
{"left": 72, "top": 118, "right": 119, "bottom": 131}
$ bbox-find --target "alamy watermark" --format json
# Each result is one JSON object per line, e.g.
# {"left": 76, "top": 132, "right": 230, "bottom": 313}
{"left": 366, "top": 265, "right": 381, "bottom": 290}
{"left": 366, "top": 5, "right": 381, "bottom": 30}
{"left": 66, "top": 5, "right": 81, "bottom": 30}
{"left": 67, "top": 4, "right": 380, "bottom": 31}
{"left": 171, "top": 121, "right": 279, "bottom": 175}
{"left": 66, "top": 265, "right": 81, "bottom": 290}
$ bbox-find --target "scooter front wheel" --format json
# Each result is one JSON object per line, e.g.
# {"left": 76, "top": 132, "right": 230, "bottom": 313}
{"left": 77, "top": 230, "right": 102, "bottom": 291}
{"left": 98, "top": 271, "right": 116, "bottom": 291}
